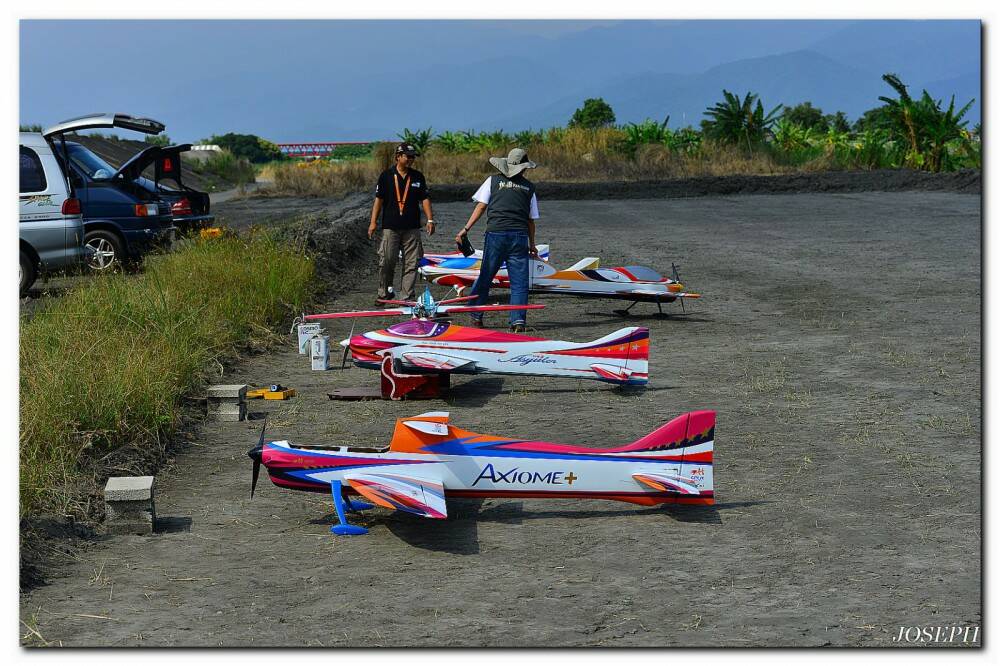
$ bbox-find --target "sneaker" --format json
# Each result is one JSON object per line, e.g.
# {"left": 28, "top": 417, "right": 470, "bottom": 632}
{"left": 509, "top": 323, "right": 526, "bottom": 334}
{"left": 470, "top": 317, "right": 484, "bottom": 328}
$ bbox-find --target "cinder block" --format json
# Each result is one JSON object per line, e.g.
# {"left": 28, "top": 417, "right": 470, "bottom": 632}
{"left": 104, "top": 476, "right": 156, "bottom": 535}
{"left": 213, "top": 405, "right": 248, "bottom": 422}
{"left": 207, "top": 384, "right": 248, "bottom": 400}
{"left": 208, "top": 402, "right": 244, "bottom": 414}
{"left": 207, "top": 384, "right": 248, "bottom": 422}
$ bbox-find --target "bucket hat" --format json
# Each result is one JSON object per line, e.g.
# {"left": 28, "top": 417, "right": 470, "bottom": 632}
{"left": 489, "top": 148, "right": 537, "bottom": 178}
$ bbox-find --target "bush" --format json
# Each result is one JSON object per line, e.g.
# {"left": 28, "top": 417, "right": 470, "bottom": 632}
{"left": 209, "top": 133, "right": 284, "bottom": 163}
{"left": 200, "top": 150, "right": 257, "bottom": 185}
{"left": 20, "top": 233, "right": 314, "bottom": 519}
{"left": 328, "top": 143, "right": 375, "bottom": 160}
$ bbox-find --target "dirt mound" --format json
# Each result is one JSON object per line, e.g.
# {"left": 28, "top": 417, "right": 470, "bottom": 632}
{"left": 427, "top": 169, "right": 981, "bottom": 203}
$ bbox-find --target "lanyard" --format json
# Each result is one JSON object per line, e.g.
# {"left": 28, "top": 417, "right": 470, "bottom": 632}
{"left": 393, "top": 171, "right": 411, "bottom": 216}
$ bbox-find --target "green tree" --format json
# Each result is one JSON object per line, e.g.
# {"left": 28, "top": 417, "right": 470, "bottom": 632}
{"left": 19, "top": 123, "right": 43, "bottom": 132}
{"left": 824, "top": 111, "right": 851, "bottom": 134}
{"left": 209, "top": 133, "right": 284, "bottom": 163}
{"left": 569, "top": 98, "right": 616, "bottom": 129}
{"left": 783, "top": 102, "right": 826, "bottom": 131}
{"left": 853, "top": 106, "right": 895, "bottom": 133}
{"left": 702, "top": 90, "right": 783, "bottom": 153}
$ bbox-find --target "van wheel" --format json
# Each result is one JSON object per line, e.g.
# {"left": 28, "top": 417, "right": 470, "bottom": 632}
{"left": 20, "top": 250, "right": 36, "bottom": 296}
{"left": 84, "top": 230, "right": 124, "bottom": 271}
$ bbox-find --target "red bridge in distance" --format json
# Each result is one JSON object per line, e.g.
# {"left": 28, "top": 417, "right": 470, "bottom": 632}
{"left": 277, "top": 141, "right": 379, "bottom": 158}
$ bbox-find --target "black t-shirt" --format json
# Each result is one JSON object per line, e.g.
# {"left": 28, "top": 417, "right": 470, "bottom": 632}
{"left": 374, "top": 167, "right": 429, "bottom": 230}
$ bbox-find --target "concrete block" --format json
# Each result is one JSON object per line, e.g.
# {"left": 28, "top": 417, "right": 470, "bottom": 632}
{"left": 213, "top": 405, "right": 248, "bottom": 422}
{"left": 104, "top": 476, "right": 156, "bottom": 535}
{"left": 207, "top": 384, "right": 248, "bottom": 422}
{"left": 207, "top": 384, "right": 248, "bottom": 400}
{"left": 208, "top": 401, "right": 244, "bottom": 414}
{"left": 104, "top": 476, "right": 155, "bottom": 501}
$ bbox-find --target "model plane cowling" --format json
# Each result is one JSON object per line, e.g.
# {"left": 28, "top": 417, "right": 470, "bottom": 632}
{"left": 342, "top": 320, "right": 650, "bottom": 386}
{"left": 248, "top": 410, "right": 715, "bottom": 535}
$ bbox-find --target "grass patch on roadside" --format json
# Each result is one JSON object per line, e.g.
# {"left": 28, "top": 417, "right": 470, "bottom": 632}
{"left": 19, "top": 232, "right": 314, "bottom": 519}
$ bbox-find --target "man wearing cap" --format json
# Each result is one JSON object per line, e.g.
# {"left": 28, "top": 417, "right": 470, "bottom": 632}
{"left": 455, "top": 148, "right": 539, "bottom": 333}
{"left": 369, "top": 143, "right": 435, "bottom": 302}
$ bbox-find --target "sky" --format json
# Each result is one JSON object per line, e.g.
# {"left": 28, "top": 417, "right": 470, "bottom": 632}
{"left": 19, "top": 19, "right": 981, "bottom": 143}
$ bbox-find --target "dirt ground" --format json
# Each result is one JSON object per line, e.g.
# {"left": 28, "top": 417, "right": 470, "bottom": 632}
{"left": 19, "top": 191, "right": 981, "bottom": 647}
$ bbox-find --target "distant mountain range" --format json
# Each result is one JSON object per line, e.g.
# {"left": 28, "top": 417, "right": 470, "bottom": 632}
{"left": 20, "top": 20, "right": 981, "bottom": 142}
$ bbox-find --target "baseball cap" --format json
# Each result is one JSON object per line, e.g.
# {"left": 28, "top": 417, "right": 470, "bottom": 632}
{"left": 395, "top": 143, "right": 419, "bottom": 156}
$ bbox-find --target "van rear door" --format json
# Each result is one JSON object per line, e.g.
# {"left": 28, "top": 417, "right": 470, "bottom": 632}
{"left": 42, "top": 113, "right": 165, "bottom": 139}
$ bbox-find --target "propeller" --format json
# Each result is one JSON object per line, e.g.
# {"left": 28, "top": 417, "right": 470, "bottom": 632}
{"left": 248, "top": 417, "right": 268, "bottom": 499}
{"left": 341, "top": 319, "right": 356, "bottom": 369}
{"left": 671, "top": 263, "right": 686, "bottom": 313}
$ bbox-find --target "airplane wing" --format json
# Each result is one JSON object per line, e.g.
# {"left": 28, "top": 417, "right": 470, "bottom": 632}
{"left": 305, "top": 308, "right": 411, "bottom": 320}
{"left": 343, "top": 472, "right": 448, "bottom": 519}
{"left": 399, "top": 351, "right": 477, "bottom": 371}
{"left": 439, "top": 304, "right": 546, "bottom": 314}
{"left": 632, "top": 472, "right": 700, "bottom": 495}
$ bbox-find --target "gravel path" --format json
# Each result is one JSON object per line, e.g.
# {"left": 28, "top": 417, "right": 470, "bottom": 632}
{"left": 20, "top": 191, "right": 981, "bottom": 647}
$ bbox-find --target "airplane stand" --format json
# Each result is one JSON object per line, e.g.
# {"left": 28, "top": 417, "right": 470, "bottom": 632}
{"left": 328, "top": 355, "right": 449, "bottom": 402}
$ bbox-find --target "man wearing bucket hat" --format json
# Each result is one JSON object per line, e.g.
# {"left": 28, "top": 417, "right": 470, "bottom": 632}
{"left": 455, "top": 148, "right": 540, "bottom": 333}
{"left": 369, "top": 142, "right": 436, "bottom": 302}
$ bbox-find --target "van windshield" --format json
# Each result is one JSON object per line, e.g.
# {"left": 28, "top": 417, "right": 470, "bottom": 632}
{"left": 66, "top": 144, "right": 116, "bottom": 181}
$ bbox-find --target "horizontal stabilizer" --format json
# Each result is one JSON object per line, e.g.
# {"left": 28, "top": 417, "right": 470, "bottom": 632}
{"left": 344, "top": 472, "right": 448, "bottom": 519}
{"left": 399, "top": 351, "right": 476, "bottom": 372}
{"left": 591, "top": 363, "right": 635, "bottom": 383}
{"left": 633, "top": 472, "right": 700, "bottom": 495}
{"left": 402, "top": 419, "right": 449, "bottom": 436}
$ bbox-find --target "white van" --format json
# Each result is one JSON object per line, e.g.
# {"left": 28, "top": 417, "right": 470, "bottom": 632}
{"left": 19, "top": 132, "right": 84, "bottom": 295}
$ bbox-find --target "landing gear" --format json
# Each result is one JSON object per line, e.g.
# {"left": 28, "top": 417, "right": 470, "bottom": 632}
{"left": 613, "top": 301, "right": 641, "bottom": 317}
{"left": 329, "top": 480, "right": 370, "bottom": 535}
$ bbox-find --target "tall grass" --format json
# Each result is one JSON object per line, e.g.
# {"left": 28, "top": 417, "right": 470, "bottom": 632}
{"left": 20, "top": 233, "right": 314, "bottom": 519}
{"left": 200, "top": 150, "right": 257, "bottom": 185}
{"left": 259, "top": 120, "right": 980, "bottom": 198}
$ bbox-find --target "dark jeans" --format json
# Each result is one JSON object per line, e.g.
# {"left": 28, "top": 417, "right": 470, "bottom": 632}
{"left": 470, "top": 230, "right": 530, "bottom": 326}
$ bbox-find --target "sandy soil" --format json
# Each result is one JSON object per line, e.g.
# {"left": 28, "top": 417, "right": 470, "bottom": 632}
{"left": 20, "top": 191, "right": 981, "bottom": 647}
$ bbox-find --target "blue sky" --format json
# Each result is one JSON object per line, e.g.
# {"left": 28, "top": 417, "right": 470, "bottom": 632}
{"left": 20, "top": 20, "right": 980, "bottom": 142}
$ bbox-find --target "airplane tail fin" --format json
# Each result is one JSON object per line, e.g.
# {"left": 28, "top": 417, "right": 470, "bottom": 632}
{"left": 570, "top": 327, "right": 648, "bottom": 385}
{"left": 617, "top": 410, "right": 715, "bottom": 457}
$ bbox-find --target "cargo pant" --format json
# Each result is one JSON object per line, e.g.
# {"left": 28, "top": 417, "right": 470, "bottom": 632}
{"left": 378, "top": 228, "right": 423, "bottom": 301}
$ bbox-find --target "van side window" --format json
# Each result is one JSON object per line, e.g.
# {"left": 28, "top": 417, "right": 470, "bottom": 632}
{"left": 20, "top": 146, "right": 47, "bottom": 193}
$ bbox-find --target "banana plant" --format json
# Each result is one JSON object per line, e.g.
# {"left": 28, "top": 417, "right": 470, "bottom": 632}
{"left": 702, "top": 90, "right": 783, "bottom": 155}
{"left": 397, "top": 127, "right": 434, "bottom": 154}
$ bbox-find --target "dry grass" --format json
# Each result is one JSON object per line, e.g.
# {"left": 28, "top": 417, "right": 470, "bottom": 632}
{"left": 260, "top": 132, "right": 800, "bottom": 198}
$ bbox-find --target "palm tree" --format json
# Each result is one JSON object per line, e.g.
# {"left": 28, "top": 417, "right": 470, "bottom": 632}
{"left": 702, "top": 90, "right": 783, "bottom": 155}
